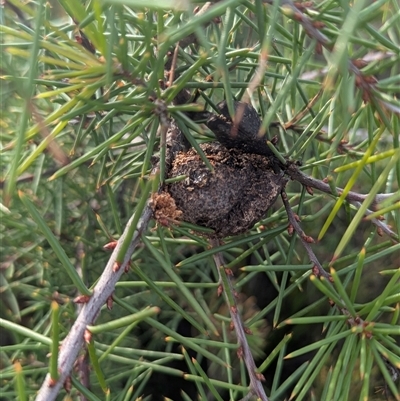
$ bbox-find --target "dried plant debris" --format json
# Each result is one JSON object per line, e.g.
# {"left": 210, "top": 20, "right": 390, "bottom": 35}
{"left": 150, "top": 191, "right": 183, "bottom": 227}
{"left": 167, "top": 142, "right": 287, "bottom": 237}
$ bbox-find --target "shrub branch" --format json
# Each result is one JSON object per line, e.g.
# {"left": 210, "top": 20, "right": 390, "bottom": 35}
{"left": 35, "top": 205, "right": 153, "bottom": 401}
{"left": 210, "top": 238, "right": 269, "bottom": 401}
{"left": 285, "top": 164, "right": 398, "bottom": 240}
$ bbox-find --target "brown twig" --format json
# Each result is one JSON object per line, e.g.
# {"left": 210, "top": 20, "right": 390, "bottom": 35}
{"left": 35, "top": 204, "right": 154, "bottom": 401}
{"left": 75, "top": 241, "right": 89, "bottom": 401}
{"left": 283, "top": 89, "right": 323, "bottom": 129}
{"left": 281, "top": 190, "right": 331, "bottom": 281}
{"left": 210, "top": 238, "right": 269, "bottom": 401}
{"left": 167, "top": 42, "right": 181, "bottom": 88}
{"left": 284, "top": 163, "right": 398, "bottom": 241}
{"left": 281, "top": 186, "right": 400, "bottom": 401}
{"left": 282, "top": 185, "right": 400, "bottom": 394}
{"left": 281, "top": 189, "right": 367, "bottom": 327}
{"left": 349, "top": 200, "right": 397, "bottom": 239}
{"left": 285, "top": 162, "right": 395, "bottom": 205}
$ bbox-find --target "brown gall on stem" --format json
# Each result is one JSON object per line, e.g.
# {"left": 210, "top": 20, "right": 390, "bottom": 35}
{"left": 124, "top": 262, "right": 131, "bottom": 273}
{"left": 73, "top": 295, "right": 91, "bottom": 304}
{"left": 244, "top": 327, "right": 253, "bottom": 335}
{"left": 103, "top": 241, "right": 117, "bottom": 250}
{"left": 84, "top": 329, "right": 92, "bottom": 344}
{"left": 352, "top": 59, "right": 368, "bottom": 69}
{"left": 312, "top": 265, "right": 320, "bottom": 277}
{"left": 112, "top": 261, "right": 121, "bottom": 272}
{"left": 167, "top": 143, "right": 286, "bottom": 237}
{"left": 293, "top": 1, "right": 314, "bottom": 11}
{"left": 48, "top": 377, "right": 57, "bottom": 387}
{"left": 63, "top": 376, "right": 72, "bottom": 393}
{"left": 163, "top": 101, "right": 287, "bottom": 237}
{"left": 312, "top": 21, "right": 325, "bottom": 29}
{"left": 315, "top": 42, "right": 323, "bottom": 55}
{"left": 303, "top": 235, "right": 315, "bottom": 244}
{"left": 255, "top": 372, "right": 266, "bottom": 382}
{"left": 106, "top": 295, "right": 113, "bottom": 310}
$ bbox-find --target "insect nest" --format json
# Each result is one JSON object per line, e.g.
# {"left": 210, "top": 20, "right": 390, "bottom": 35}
{"left": 166, "top": 142, "right": 287, "bottom": 237}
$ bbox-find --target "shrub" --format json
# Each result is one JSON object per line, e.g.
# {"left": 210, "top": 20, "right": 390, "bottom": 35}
{"left": 1, "top": 1, "right": 399, "bottom": 400}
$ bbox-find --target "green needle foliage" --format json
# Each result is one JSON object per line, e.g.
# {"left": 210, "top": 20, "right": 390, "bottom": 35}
{"left": 1, "top": 1, "right": 399, "bottom": 400}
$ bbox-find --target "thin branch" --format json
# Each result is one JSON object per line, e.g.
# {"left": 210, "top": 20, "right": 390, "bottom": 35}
{"left": 283, "top": 89, "right": 323, "bottom": 129}
{"left": 283, "top": 183, "right": 399, "bottom": 388}
{"left": 76, "top": 353, "right": 89, "bottom": 401}
{"left": 281, "top": 190, "right": 331, "bottom": 281}
{"left": 282, "top": 186, "right": 400, "bottom": 401}
{"left": 167, "top": 42, "right": 180, "bottom": 88}
{"left": 286, "top": 164, "right": 373, "bottom": 204}
{"left": 349, "top": 201, "right": 398, "bottom": 240}
{"left": 75, "top": 241, "right": 89, "bottom": 401}
{"left": 299, "top": 51, "right": 396, "bottom": 81}
{"left": 281, "top": 189, "right": 364, "bottom": 327}
{"left": 35, "top": 205, "right": 153, "bottom": 401}
{"left": 210, "top": 238, "right": 269, "bottom": 401}
{"left": 35, "top": 99, "right": 181, "bottom": 399}
{"left": 285, "top": 164, "right": 398, "bottom": 240}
